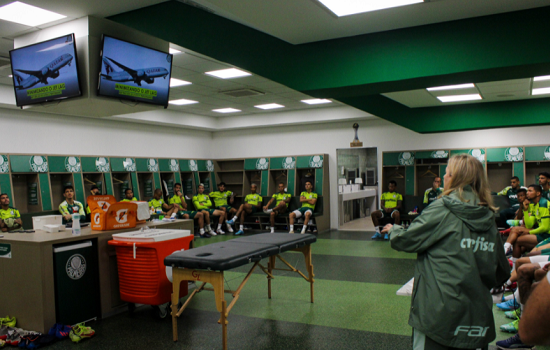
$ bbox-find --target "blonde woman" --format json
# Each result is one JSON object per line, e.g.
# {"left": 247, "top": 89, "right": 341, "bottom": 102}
{"left": 382, "top": 155, "right": 509, "bottom": 350}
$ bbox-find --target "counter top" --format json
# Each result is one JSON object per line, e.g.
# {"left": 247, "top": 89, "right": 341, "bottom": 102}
{"left": 341, "top": 188, "right": 377, "bottom": 201}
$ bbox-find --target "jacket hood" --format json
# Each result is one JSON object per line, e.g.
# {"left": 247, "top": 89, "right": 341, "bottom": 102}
{"left": 442, "top": 186, "right": 495, "bottom": 232}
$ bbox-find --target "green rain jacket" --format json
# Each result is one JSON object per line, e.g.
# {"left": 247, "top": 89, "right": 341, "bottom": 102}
{"left": 389, "top": 186, "right": 510, "bottom": 349}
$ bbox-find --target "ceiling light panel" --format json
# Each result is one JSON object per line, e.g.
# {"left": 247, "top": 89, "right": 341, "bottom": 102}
{"left": 169, "top": 98, "right": 198, "bottom": 105}
{"left": 317, "top": 0, "right": 423, "bottom": 17}
{"left": 426, "top": 83, "right": 475, "bottom": 91}
{"left": 534, "top": 75, "right": 550, "bottom": 82}
{"left": 0, "top": 2, "right": 66, "bottom": 26}
{"left": 437, "top": 94, "right": 482, "bottom": 103}
{"left": 170, "top": 78, "right": 192, "bottom": 87}
{"left": 169, "top": 48, "right": 181, "bottom": 54}
{"left": 532, "top": 87, "right": 550, "bottom": 96}
{"left": 205, "top": 68, "right": 252, "bottom": 79}
{"left": 301, "top": 98, "right": 332, "bottom": 105}
{"left": 255, "top": 103, "right": 285, "bottom": 110}
{"left": 213, "top": 108, "right": 241, "bottom": 113}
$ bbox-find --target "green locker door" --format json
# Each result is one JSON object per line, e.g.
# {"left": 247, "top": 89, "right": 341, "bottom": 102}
{"left": 174, "top": 172, "right": 182, "bottom": 185}
{"left": 153, "top": 173, "right": 161, "bottom": 191}
{"left": 314, "top": 168, "right": 323, "bottom": 196}
{"left": 0, "top": 174, "right": 13, "bottom": 201}
{"left": 73, "top": 173, "right": 85, "bottom": 203}
{"left": 440, "top": 165, "right": 448, "bottom": 188}
{"left": 130, "top": 173, "right": 140, "bottom": 200}
{"left": 405, "top": 166, "right": 415, "bottom": 196}
{"left": 260, "top": 171, "right": 269, "bottom": 196}
{"left": 513, "top": 162, "right": 525, "bottom": 186}
{"left": 193, "top": 173, "right": 200, "bottom": 190}
{"left": 104, "top": 173, "right": 113, "bottom": 195}
{"left": 38, "top": 173, "right": 52, "bottom": 211}
{"left": 287, "top": 169, "right": 296, "bottom": 196}
{"left": 210, "top": 173, "right": 217, "bottom": 192}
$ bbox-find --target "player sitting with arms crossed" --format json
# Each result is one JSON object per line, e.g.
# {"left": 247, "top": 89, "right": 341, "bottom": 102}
{"left": 59, "top": 185, "right": 86, "bottom": 224}
{"left": 0, "top": 193, "right": 22, "bottom": 232}
{"left": 498, "top": 176, "right": 527, "bottom": 227}
{"left": 208, "top": 182, "right": 235, "bottom": 233}
{"left": 263, "top": 182, "right": 291, "bottom": 233}
{"left": 288, "top": 180, "right": 317, "bottom": 234}
{"left": 120, "top": 188, "right": 137, "bottom": 202}
{"left": 169, "top": 183, "right": 210, "bottom": 238}
{"left": 193, "top": 184, "right": 227, "bottom": 236}
{"left": 371, "top": 180, "right": 402, "bottom": 240}
{"left": 227, "top": 184, "right": 263, "bottom": 236}
{"left": 148, "top": 188, "right": 178, "bottom": 218}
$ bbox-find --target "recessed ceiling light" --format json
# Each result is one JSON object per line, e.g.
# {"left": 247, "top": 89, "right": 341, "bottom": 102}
{"left": 437, "top": 94, "right": 482, "bottom": 103}
{"left": 170, "top": 78, "right": 192, "bottom": 87}
{"left": 0, "top": 2, "right": 66, "bottom": 27}
{"left": 205, "top": 68, "right": 251, "bottom": 79}
{"left": 8, "top": 75, "right": 12, "bottom": 78}
{"left": 169, "top": 48, "right": 181, "bottom": 54}
{"left": 318, "top": 0, "right": 423, "bottom": 17}
{"left": 534, "top": 75, "right": 550, "bottom": 82}
{"left": 532, "top": 87, "right": 550, "bottom": 96}
{"left": 427, "top": 83, "right": 475, "bottom": 91}
{"left": 255, "top": 103, "right": 285, "bottom": 110}
{"left": 301, "top": 98, "right": 332, "bottom": 105}
{"left": 213, "top": 108, "right": 241, "bottom": 113}
{"left": 169, "top": 98, "right": 198, "bottom": 105}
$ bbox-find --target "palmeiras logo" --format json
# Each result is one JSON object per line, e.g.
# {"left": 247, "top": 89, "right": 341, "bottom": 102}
{"left": 256, "top": 158, "right": 268, "bottom": 170}
{"left": 97, "top": 201, "right": 111, "bottom": 212}
{"left": 431, "top": 150, "right": 449, "bottom": 159}
{"left": 206, "top": 160, "right": 215, "bottom": 172}
{"left": 66, "top": 254, "right": 86, "bottom": 280}
{"left": 189, "top": 160, "right": 198, "bottom": 171}
{"left": 115, "top": 209, "right": 129, "bottom": 223}
{"left": 30, "top": 156, "right": 48, "bottom": 172}
{"left": 309, "top": 155, "right": 323, "bottom": 168}
{"left": 0, "top": 155, "right": 9, "bottom": 173}
{"left": 505, "top": 147, "right": 523, "bottom": 162}
{"left": 147, "top": 158, "right": 158, "bottom": 172}
{"left": 544, "top": 146, "right": 550, "bottom": 161}
{"left": 398, "top": 152, "right": 414, "bottom": 166}
{"left": 169, "top": 159, "right": 179, "bottom": 172}
{"left": 123, "top": 158, "right": 136, "bottom": 171}
{"left": 96, "top": 157, "right": 110, "bottom": 172}
{"left": 469, "top": 149, "right": 485, "bottom": 162}
{"left": 65, "top": 157, "right": 81, "bottom": 172}
{"left": 283, "top": 157, "right": 295, "bottom": 169}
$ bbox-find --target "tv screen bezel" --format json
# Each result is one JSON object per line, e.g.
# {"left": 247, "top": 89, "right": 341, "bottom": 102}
{"left": 9, "top": 33, "right": 82, "bottom": 107}
{"left": 97, "top": 34, "right": 173, "bottom": 108}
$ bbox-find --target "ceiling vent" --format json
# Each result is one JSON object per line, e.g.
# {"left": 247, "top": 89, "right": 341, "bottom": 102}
{"left": 221, "top": 88, "right": 265, "bottom": 98}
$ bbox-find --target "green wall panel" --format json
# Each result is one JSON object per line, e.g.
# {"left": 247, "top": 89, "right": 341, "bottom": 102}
{"left": 130, "top": 173, "right": 139, "bottom": 200}
{"left": 296, "top": 155, "right": 324, "bottom": 169}
{"left": 110, "top": 157, "right": 137, "bottom": 172}
{"left": 486, "top": 147, "right": 524, "bottom": 163}
{"left": 73, "top": 173, "right": 85, "bottom": 203}
{"left": 383, "top": 153, "right": 400, "bottom": 166}
{"left": 104, "top": 173, "right": 113, "bottom": 195}
{"left": 38, "top": 173, "right": 52, "bottom": 211}
{"left": 48, "top": 156, "right": 81, "bottom": 173}
{"left": 174, "top": 172, "right": 182, "bottom": 185}
{"left": 287, "top": 169, "right": 296, "bottom": 196}
{"left": 314, "top": 168, "right": 323, "bottom": 197}
{"left": 210, "top": 173, "right": 217, "bottom": 191}
{"left": 196, "top": 160, "right": 215, "bottom": 172}
{"left": 81, "top": 157, "right": 110, "bottom": 173}
{"left": 415, "top": 150, "right": 449, "bottom": 159}
{"left": 260, "top": 170, "right": 268, "bottom": 196}
{"left": 405, "top": 167, "right": 415, "bottom": 196}
{"left": 525, "top": 146, "right": 550, "bottom": 161}
{"left": 180, "top": 159, "right": 198, "bottom": 172}
{"left": 439, "top": 165, "right": 448, "bottom": 188}
{"left": 159, "top": 158, "right": 180, "bottom": 172}
{"left": 153, "top": 173, "right": 161, "bottom": 192}
{"left": 0, "top": 174, "right": 13, "bottom": 201}
{"left": 11, "top": 155, "right": 48, "bottom": 173}
{"left": 270, "top": 157, "right": 295, "bottom": 170}
{"left": 137, "top": 158, "right": 160, "bottom": 172}
{"left": 244, "top": 158, "right": 270, "bottom": 171}
{"left": 513, "top": 162, "right": 525, "bottom": 187}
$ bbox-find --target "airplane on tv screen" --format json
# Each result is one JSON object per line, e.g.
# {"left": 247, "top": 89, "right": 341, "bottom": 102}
{"left": 13, "top": 53, "right": 74, "bottom": 90}
{"left": 101, "top": 57, "right": 169, "bottom": 86}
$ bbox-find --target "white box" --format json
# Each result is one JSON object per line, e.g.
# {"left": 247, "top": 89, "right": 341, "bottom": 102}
{"left": 44, "top": 224, "right": 64, "bottom": 233}
{"left": 33, "top": 215, "right": 62, "bottom": 230}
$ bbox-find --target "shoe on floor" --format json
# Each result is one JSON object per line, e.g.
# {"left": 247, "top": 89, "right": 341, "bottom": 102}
{"left": 500, "top": 319, "right": 519, "bottom": 333}
{"left": 289, "top": 230, "right": 295, "bottom": 234}
{"left": 209, "top": 230, "right": 217, "bottom": 236}
{"left": 490, "top": 286, "right": 505, "bottom": 294}
{"left": 384, "top": 233, "right": 389, "bottom": 240}
{"left": 371, "top": 232, "right": 381, "bottom": 239}
{"left": 505, "top": 309, "right": 521, "bottom": 320}
{"left": 216, "top": 229, "right": 225, "bottom": 235}
{"left": 497, "top": 299, "right": 520, "bottom": 311}
{"left": 226, "top": 224, "right": 234, "bottom": 233}
{"left": 69, "top": 324, "right": 95, "bottom": 343}
{"left": 496, "top": 334, "right": 534, "bottom": 349}
{"left": 0, "top": 317, "right": 15, "bottom": 328}
{"left": 226, "top": 219, "right": 235, "bottom": 225}
{"left": 234, "top": 230, "right": 243, "bottom": 236}
{"left": 0, "top": 327, "right": 11, "bottom": 340}
{"left": 48, "top": 323, "right": 71, "bottom": 339}
{"left": 0, "top": 339, "right": 5, "bottom": 347}
{"left": 200, "top": 232, "right": 212, "bottom": 238}
{"left": 5, "top": 328, "right": 26, "bottom": 346}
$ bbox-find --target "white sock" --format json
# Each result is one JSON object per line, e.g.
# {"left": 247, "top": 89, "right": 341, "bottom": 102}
{"left": 512, "top": 257, "right": 517, "bottom": 271}
{"left": 270, "top": 227, "right": 274, "bottom": 233}
{"left": 217, "top": 224, "right": 222, "bottom": 230}
{"left": 200, "top": 228, "right": 205, "bottom": 235}
{"left": 290, "top": 225, "right": 294, "bottom": 231}
{"left": 514, "top": 289, "right": 521, "bottom": 303}
{"left": 375, "top": 226, "right": 380, "bottom": 234}
{"left": 265, "top": 209, "right": 272, "bottom": 213}
{"left": 506, "top": 279, "right": 512, "bottom": 286}
{"left": 240, "top": 225, "right": 244, "bottom": 231}
{"left": 504, "top": 242, "right": 512, "bottom": 252}
{"left": 171, "top": 213, "right": 176, "bottom": 218}
{"left": 206, "top": 224, "right": 212, "bottom": 232}
{"left": 232, "top": 216, "right": 238, "bottom": 221}
{"left": 301, "top": 226, "right": 306, "bottom": 233}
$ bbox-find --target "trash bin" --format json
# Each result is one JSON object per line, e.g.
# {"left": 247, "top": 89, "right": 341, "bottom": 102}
{"left": 53, "top": 240, "right": 100, "bottom": 325}
{"left": 108, "top": 229, "right": 193, "bottom": 318}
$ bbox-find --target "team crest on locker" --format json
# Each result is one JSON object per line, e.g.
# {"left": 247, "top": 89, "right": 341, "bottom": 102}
{"left": 398, "top": 152, "right": 414, "bottom": 166}
{"left": 206, "top": 160, "right": 214, "bottom": 172}
{"left": 115, "top": 209, "right": 129, "bottom": 223}
{"left": 30, "top": 156, "right": 48, "bottom": 172}
{"left": 505, "top": 147, "right": 523, "bottom": 162}
{"left": 309, "top": 155, "right": 323, "bottom": 168}
{"left": 123, "top": 158, "right": 136, "bottom": 171}
{"left": 169, "top": 159, "right": 179, "bottom": 172}
{"left": 0, "top": 155, "right": 9, "bottom": 173}
{"left": 64, "top": 156, "right": 81, "bottom": 172}
{"left": 189, "top": 160, "right": 198, "bottom": 171}
{"left": 544, "top": 146, "right": 550, "bottom": 161}
{"left": 147, "top": 159, "right": 158, "bottom": 172}
{"left": 468, "top": 149, "right": 485, "bottom": 162}
{"left": 95, "top": 157, "right": 110, "bottom": 172}
{"left": 430, "top": 150, "right": 449, "bottom": 159}
{"left": 66, "top": 254, "right": 86, "bottom": 280}
{"left": 256, "top": 158, "right": 269, "bottom": 170}
{"left": 283, "top": 157, "right": 295, "bottom": 169}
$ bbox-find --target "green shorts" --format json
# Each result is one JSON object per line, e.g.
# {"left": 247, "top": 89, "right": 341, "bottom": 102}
{"left": 201, "top": 209, "right": 217, "bottom": 216}
{"left": 179, "top": 210, "right": 198, "bottom": 219}
{"left": 536, "top": 237, "right": 550, "bottom": 248}
{"left": 537, "top": 233, "right": 550, "bottom": 243}
{"left": 247, "top": 206, "right": 258, "bottom": 214}
{"left": 217, "top": 205, "right": 233, "bottom": 211}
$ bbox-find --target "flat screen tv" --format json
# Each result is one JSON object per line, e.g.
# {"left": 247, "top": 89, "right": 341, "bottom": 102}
{"left": 98, "top": 35, "right": 173, "bottom": 107}
{"left": 10, "top": 34, "right": 82, "bottom": 107}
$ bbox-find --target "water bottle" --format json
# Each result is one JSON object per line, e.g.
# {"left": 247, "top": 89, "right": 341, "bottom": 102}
{"left": 72, "top": 213, "right": 81, "bottom": 236}
{"left": 506, "top": 220, "right": 523, "bottom": 227}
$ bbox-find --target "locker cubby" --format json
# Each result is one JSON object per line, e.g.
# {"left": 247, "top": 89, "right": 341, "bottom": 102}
{"left": 138, "top": 173, "right": 154, "bottom": 202}
{"left": 111, "top": 173, "right": 132, "bottom": 202}
{"left": 50, "top": 173, "right": 74, "bottom": 208}
{"left": 269, "top": 170, "right": 289, "bottom": 195}
{"left": 11, "top": 174, "right": 42, "bottom": 214}
{"left": 525, "top": 162, "right": 549, "bottom": 187}
{"left": 487, "top": 163, "right": 514, "bottom": 193}
{"left": 160, "top": 173, "right": 175, "bottom": 198}
{"left": 296, "top": 169, "right": 316, "bottom": 194}
{"left": 382, "top": 166, "right": 405, "bottom": 192}
{"left": 180, "top": 172, "right": 195, "bottom": 197}
{"left": 415, "top": 165, "right": 440, "bottom": 196}
{"left": 82, "top": 173, "right": 106, "bottom": 197}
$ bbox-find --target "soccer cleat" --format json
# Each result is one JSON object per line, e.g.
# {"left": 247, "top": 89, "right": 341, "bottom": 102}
{"left": 216, "top": 228, "right": 225, "bottom": 235}
{"left": 226, "top": 224, "right": 234, "bottom": 233}
{"left": 25, "top": 333, "right": 44, "bottom": 350}
{"left": 226, "top": 219, "right": 235, "bottom": 225}
{"left": 384, "top": 233, "right": 389, "bottom": 240}
{"left": 235, "top": 230, "right": 243, "bottom": 236}
{"left": 371, "top": 232, "right": 381, "bottom": 239}
{"left": 500, "top": 319, "right": 519, "bottom": 333}
{"left": 48, "top": 323, "right": 71, "bottom": 339}
{"left": 495, "top": 334, "right": 534, "bottom": 349}
{"left": 69, "top": 324, "right": 95, "bottom": 343}
{"left": 505, "top": 246, "right": 513, "bottom": 256}
{"left": 209, "top": 230, "right": 217, "bottom": 236}
{"left": 289, "top": 230, "right": 295, "bottom": 234}
{"left": 0, "top": 327, "right": 11, "bottom": 340}
{"left": 497, "top": 299, "right": 520, "bottom": 311}
{"left": 490, "top": 286, "right": 505, "bottom": 294}
{"left": 5, "top": 329, "right": 25, "bottom": 346}
{"left": 0, "top": 317, "right": 15, "bottom": 328}
{"left": 200, "top": 232, "right": 212, "bottom": 238}
{"left": 505, "top": 309, "right": 521, "bottom": 320}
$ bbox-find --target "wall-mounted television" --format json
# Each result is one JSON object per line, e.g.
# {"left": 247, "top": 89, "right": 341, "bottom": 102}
{"left": 98, "top": 35, "right": 172, "bottom": 108}
{"left": 10, "top": 34, "right": 82, "bottom": 107}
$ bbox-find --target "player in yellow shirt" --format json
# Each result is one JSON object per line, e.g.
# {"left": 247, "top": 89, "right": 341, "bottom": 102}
{"left": 371, "top": 180, "right": 402, "bottom": 240}
{"left": 263, "top": 182, "right": 291, "bottom": 233}
{"left": 227, "top": 184, "right": 263, "bottom": 235}
{"left": 59, "top": 186, "right": 86, "bottom": 224}
{"left": 209, "top": 182, "right": 236, "bottom": 233}
{"left": 289, "top": 180, "right": 317, "bottom": 234}
{"left": 120, "top": 188, "right": 137, "bottom": 202}
{"left": 148, "top": 189, "right": 178, "bottom": 218}
{"left": 169, "top": 183, "right": 210, "bottom": 238}
{"left": 192, "top": 184, "right": 227, "bottom": 235}
{"left": 0, "top": 193, "right": 23, "bottom": 232}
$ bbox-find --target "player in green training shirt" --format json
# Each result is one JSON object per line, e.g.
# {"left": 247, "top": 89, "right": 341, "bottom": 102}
{"left": 0, "top": 193, "right": 22, "bottom": 232}
{"left": 192, "top": 184, "right": 227, "bottom": 235}
{"left": 169, "top": 183, "right": 210, "bottom": 238}
{"left": 59, "top": 186, "right": 86, "bottom": 224}
{"left": 289, "top": 180, "right": 317, "bottom": 234}
{"left": 148, "top": 189, "right": 178, "bottom": 218}
{"left": 371, "top": 180, "right": 402, "bottom": 240}
{"left": 539, "top": 172, "right": 550, "bottom": 201}
{"left": 85, "top": 185, "right": 100, "bottom": 217}
{"left": 120, "top": 188, "right": 137, "bottom": 202}
{"left": 226, "top": 184, "right": 263, "bottom": 235}
{"left": 423, "top": 177, "right": 443, "bottom": 207}
{"left": 263, "top": 182, "right": 292, "bottom": 233}
{"left": 498, "top": 176, "right": 527, "bottom": 226}
{"left": 209, "top": 182, "right": 235, "bottom": 233}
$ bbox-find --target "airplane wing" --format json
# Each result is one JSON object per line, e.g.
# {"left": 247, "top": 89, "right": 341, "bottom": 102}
{"left": 105, "top": 57, "right": 137, "bottom": 77}
{"left": 15, "top": 69, "right": 43, "bottom": 78}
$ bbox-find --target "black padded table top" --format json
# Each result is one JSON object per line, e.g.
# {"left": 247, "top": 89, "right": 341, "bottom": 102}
{"left": 164, "top": 233, "right": 316, "bottom": 271}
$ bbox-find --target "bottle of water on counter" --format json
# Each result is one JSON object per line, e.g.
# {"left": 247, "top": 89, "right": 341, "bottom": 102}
{"left": 72, "top": 213, "right": 81, "bottom": 236}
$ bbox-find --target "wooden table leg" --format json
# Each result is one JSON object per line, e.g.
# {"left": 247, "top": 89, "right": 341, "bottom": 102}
{"left": 171, "top": 276, "right": 181, "bottom": 341}
{"left": 221, "top": 299, "right": 228, "bottom": 350}
{"left": 301, "top": 245, "right": 315, "bottom": 303}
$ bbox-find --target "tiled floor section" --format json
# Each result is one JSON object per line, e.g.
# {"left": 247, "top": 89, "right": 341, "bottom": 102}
{"left": 43, "top": 229, "right": 550, "bottom": 349}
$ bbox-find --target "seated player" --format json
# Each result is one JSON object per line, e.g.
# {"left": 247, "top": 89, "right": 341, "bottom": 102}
{"left": 85, "top": 185, "right": 100, "bottom": 217}
{"left": 169, "top": 183, "right": 210, "bottom": 238}
{"left": 226, "top": 184, "right": 263, "bottom": 236}
{"left": 263, "top": 182, "right": 291, "bottom": 233}
{"left": 499, "top": 176, "right": 527, "bottom": 227}
{"left": 518, "top": 265, "right": 550, "bottom": 346}
{"left": 423, "top": 176, "right": 442, "bottom": 208}
{"left": 0, "top": 193, "right": 23, "bottom": 232}
{"left": 120, "top": 188, "right": 137, "bottom": 202}
{"left": 539, "top": 172, "right": 550, "bottom": 201}
{"left": 288, "top": 180, "right": 317, "bottom": 234}
{"left": 148, "top": 188, "right": 178, "bottom": 218}
{"left": 193, "top": 184, "right": 226, "bottom": 235}
{"left": 500, "top": 188, "right": 527, "bottom": 235}
{"left": 59, "top": 185, "right": 86, "bottom": 224}
{"left": 371, "top": 180, "right": 402, "bottom": 240}
{"left": 208, "top": 182, "right": 235, "bottom": 233}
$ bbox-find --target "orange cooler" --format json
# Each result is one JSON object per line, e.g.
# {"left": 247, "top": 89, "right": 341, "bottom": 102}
{"left": 108, "top": 229, "right": 193, "bottom": 306}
